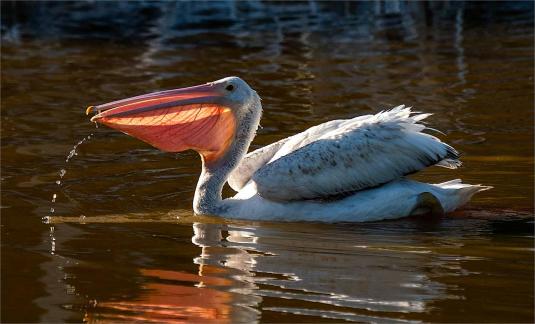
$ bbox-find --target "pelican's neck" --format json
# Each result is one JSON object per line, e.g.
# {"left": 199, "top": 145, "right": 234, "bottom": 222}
{"left": 193, "top": 101, "right": 261, "bottom": 215}
{"left": 193, "top": 159, "right": 231, "bottom": 215}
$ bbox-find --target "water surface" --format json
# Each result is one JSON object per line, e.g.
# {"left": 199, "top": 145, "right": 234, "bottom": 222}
{"left": 1, "top": 1, "right": 533, "bottom": 322}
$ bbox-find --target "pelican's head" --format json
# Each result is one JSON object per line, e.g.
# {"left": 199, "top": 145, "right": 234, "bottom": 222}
{"left": 88, "top": 77, "right": 260, "bottom": 164}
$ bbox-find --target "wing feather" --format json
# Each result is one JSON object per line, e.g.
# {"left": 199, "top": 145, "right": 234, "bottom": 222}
{"left": 228, "top": 118, "right": 351, "bottom": 191}
{"left": 228, "top": 137, "right": 289, "bottom": 191}
{"left": 251, "top": 105, "right": 460, "bottom": 201}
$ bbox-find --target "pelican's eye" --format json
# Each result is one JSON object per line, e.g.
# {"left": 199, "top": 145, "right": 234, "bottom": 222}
{"left": 225, "top": 84, "right": 235, "bottom": 92}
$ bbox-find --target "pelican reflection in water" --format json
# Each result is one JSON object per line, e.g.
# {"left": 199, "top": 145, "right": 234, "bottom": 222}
{"left": 84, "top": 222, "right": 457, "bottom": 322}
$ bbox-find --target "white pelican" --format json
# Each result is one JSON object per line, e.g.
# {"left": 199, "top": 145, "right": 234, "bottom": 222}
{"left": 87, "top": 77, "right": 490, "bottom": 222}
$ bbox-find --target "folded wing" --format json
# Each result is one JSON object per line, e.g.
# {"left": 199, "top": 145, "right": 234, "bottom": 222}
{"left": 228, "top": 137, "right": 289, "bottom": 191}
{"left": 250, "top": 105, "right": 461, "bottom": 201}
{"left": 228, "top": 118, "right": 350, "bottom": 191}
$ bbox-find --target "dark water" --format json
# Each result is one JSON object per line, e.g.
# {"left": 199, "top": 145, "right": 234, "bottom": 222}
{"left": 1, "top": 1, "right": 533, "bottom": 322}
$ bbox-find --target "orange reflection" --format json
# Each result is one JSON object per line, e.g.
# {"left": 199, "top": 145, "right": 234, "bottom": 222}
{"left": 85, "top": 267, "right": 232, "bottom": 323}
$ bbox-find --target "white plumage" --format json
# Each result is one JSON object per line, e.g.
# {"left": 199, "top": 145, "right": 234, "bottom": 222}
{"left": 222, "top": 105, "right": 490, "bottom": 221}
{"left": 230, "top": 106, "right": 461, "bottom": 201}
{"left": 226, "top": 178, "right": 489, "bottom": 222}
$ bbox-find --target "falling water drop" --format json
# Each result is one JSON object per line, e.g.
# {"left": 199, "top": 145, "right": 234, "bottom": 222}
{"left": 49, "top": 226, "right": 56, "bottom": 255}
{"left": 65, "top": 136, "right": 90, "bottom": 163}
{"left": 66, "top": 151, "right": 75, "bottom": 162}
{"left": 47, "top": 134, "right": 94, "bottom": 225}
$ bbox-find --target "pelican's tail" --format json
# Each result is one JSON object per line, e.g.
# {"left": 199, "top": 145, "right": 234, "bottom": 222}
{"left": 432, "top": 179, "right": 492, "bottom": 212}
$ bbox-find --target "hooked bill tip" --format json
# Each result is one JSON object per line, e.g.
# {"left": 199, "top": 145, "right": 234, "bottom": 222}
{"left": 86, "top": 106, "right": 95, "bottom": 115}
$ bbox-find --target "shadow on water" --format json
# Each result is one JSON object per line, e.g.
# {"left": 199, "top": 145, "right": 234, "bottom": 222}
{"left": 1, "top": 1, "right": 534, "bottom": 322}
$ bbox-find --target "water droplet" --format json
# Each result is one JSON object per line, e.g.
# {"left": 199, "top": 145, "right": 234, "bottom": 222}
{"left": 65, "top": 137, "right": 89, "bottom": 162}
{"left": 49, "top": 134, "right": 94, "bottom": 223}
{"left": 66, "top": 149, "right": 76, "bottom": 162}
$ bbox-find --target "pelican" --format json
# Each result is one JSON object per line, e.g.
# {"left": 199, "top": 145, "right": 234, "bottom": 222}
{"left": 87, "top": 77, "right": 490, "bottom": 222}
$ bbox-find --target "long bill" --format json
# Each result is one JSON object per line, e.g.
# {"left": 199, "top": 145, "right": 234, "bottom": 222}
{"left": 87, "top": 83, "right": 236, "bottom": 163}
